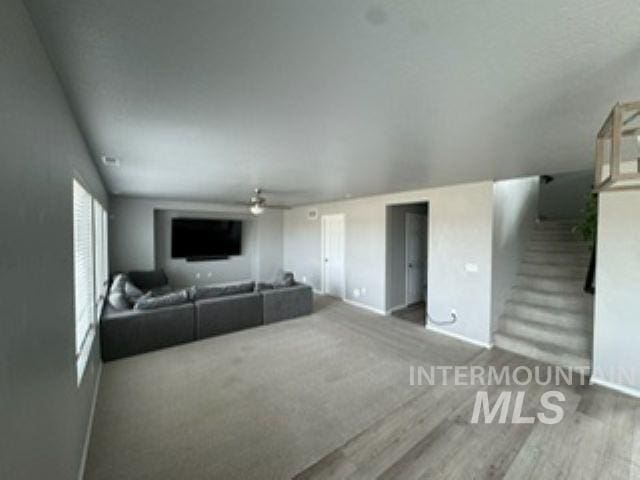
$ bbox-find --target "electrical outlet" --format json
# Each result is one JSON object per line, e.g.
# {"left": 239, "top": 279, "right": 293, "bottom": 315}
{"left": 196, "top": 272, "right": 201, "bottom": 279}
{"left": 353, "top": 288, "right": 361, "bottom": 298}
{"left": 207, "top": 272, "right": 212, "bottom": 278}
{"left": 302, "top": 276, "right": 307, "bottom": 283}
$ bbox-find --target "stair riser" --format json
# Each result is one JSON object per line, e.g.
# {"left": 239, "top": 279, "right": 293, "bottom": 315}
{"left": 520, "top": 263, "right": 587, "bottom": 278}
{"left": 530, "top": 232, "right": 580, "bottom": 242}
{"left": 501, "top": 319, "right": 591, "bottom": 351}
{"left": 511, "top": 289, "right": 593, "bottom": 312}
{"left": 503, "top": 303, "right": 590, "bottom": 330}
{"left": 494, "top": 334, "right": 591, "bottom": 373}
{"left": 523, "top": 251, "right": 590, "bottom": 265}
{"left": 527, "top": 242, "right": 590, "bottom": 253}
{"left": 535, "top": 220, "right": 578, "bottom": 228}
{"left": 533, "top": 223, "right": 576, "bottom": 231}
{"left": 516, "top": 276, "right": 585, "bottom": 293}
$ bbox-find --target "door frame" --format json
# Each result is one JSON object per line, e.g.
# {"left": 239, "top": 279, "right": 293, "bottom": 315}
{"left": 405, "top": 212, "right": 426, "bottom": 306}
{"left": 320, "top": 213, "right": 346, "bottom": 299}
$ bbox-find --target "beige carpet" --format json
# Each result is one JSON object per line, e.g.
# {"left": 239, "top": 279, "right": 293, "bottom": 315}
{"left": 85, "top": 296, "right": 480, "bottom": 479}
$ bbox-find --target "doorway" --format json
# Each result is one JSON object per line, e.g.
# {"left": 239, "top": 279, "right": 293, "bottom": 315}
{"left": 321, "top": 213, "right": 345, "bottom": 298}
{"left": 385, "top": 202, "right": 429, "bottom": 325}
{"left": 405, "top": 212, "right": 427, "bottom": 305}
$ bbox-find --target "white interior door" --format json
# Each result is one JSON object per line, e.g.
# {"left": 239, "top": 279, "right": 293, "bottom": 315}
{"left": 321, "top": 214, "right": 345, "bottom": 298}
{"left": 405, "top": 213, "right": 426, "bottom": 305}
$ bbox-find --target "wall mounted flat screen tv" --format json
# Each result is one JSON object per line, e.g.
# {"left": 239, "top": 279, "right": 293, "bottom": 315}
{"left": 171, "top": 218, "right": 242, "bottom": 259}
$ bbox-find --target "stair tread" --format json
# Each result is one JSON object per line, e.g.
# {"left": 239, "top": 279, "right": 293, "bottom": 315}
{"left": 494, "top": 331, "right": 591, "bottom": 368}
{"left": 528, "top": 240, "right": 587, "bottom": 245}
{"left": 525, "top": 250, "right": 590, "bottom": 256}
{"left": 527, "top": 247, "right": 590, "bottom": 254}
{"left": 520, "top": 267, "right": 586, "bottom": 278}
{"left": 521, "top": 258, "right": 590, "bottom": 267}
{"left": 499, "top": 313, "right": 593, "bottom": 333}
{"left": 521, "top": 260, "right": 587, "bottom": 269}
{"left": 511, "top": 285, "right": 592, "bottom": 300}
{"left": 495, "top": 331, "right": 590, "bottom": 358}
{"left": 505, "top": 299, "right": 592, "bottom": 317}
{"left": 517, "top": 273, "right": 585, "bottom": 282}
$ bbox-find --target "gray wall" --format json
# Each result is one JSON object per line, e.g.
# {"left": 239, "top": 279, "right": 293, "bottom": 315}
{"left": 592, "top": 189, "right": 640, "bottom": 394}
{"left": 491, "top": 177, "right": 540, "bottom": 332}
{"left": 538, "top": 170, "right": 593, "bottom": 220}
{"left": 284, "top": 181, "right": 494, "bottom": 346}
{"left": 110, "top": 197, "right": 283, "bottom": 285}
{"left": 385, "top": 203, "right": 429, "bottom": 310}
{"left": 0, "top": 1, "right": 107, "bottom": 478}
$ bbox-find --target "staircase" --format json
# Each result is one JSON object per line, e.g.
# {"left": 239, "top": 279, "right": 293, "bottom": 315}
{"left": 494, "top": 219, "right": 593, "bottom": 374}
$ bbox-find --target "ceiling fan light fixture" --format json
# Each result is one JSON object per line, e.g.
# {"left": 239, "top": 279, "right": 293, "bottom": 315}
{"left": 250, "top": 203, "right": 264, "bottom": 215}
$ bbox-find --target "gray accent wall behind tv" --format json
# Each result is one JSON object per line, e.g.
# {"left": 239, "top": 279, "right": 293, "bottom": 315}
{"left": 109, "top": 196, "right": 284, "bottom": 286}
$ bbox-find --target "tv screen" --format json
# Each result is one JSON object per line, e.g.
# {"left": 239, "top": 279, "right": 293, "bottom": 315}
{"left": 171, "top": 218, "right": 242, "bottom": 259}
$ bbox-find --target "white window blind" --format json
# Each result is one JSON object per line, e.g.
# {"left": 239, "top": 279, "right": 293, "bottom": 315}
{"left": 73, "top": 179, "right": 109, "bottom": 383}
{"left": 73, "top": 180, "right": 94, "bottom": 358}
{"left": 103, "top": 210, "right": 109, "bottom": 282}
{"left": 93, "top": 199, "right": 108, "bottom": 319}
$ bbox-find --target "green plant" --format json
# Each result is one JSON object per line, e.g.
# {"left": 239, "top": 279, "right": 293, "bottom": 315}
{"left": 575, "top": 192, "right": 598, "bottom": 247}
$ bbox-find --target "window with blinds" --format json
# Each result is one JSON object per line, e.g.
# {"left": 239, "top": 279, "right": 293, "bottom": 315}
{"left": 73, "top": 179, "right": 109, "bottom": 384}
{"left": 93, "top": 199, "right": 109, "bottom": 317}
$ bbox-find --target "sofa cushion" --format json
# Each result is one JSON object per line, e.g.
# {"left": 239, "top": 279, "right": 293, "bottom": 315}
{"left": 189, "top": 281, "right": 256, "bottom": 301}
{"left": 100, "top": 302, "right": 195, "bottom": 361}
{"left": 124, "top": 280, "right": 143, "bottom": 305}
{"left": 149, "top": 284, "right": 173, "bottom": 297}
{"left": 128, "top": 269, "right": 169, "bottom": 291}
{"left": 262, "top": 284, "right": 313, "bottom": 324}
{"left": 134, "top": 289, "right": 189, "bottom": 310}
{"left": 195, "top": 292, "right": 263, "bottom": 339}
{"left": 256, "top": 282, "right": 275, "bottom": 292}
{"left": 108, "top": 274, "right": 129, "bottom": 310}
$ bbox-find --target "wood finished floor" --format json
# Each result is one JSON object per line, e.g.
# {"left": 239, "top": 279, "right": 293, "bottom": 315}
{"left": 391, "top": 302, "right": 426, "bottom": 326}
{"left": 296, "top": 302, "right": 640, "bottom": 480}
{"left": 87, "top": 296, "right": 640, "bottom": 479}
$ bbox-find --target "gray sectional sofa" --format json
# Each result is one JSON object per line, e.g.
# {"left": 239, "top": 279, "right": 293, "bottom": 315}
{"left": 100, "top": 271, "right": 313, "bottom": 361}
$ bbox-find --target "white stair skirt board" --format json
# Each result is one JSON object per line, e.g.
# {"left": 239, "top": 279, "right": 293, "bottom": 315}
{"left": 426, "top": 324, "right": 493, "bottom": 349}
{"left": 342, "top": 298, "right": 386, "bottom": 316}
{"left": 590, "top": 376, "right": 640, "bottom": 399}
{"left": 494, "top": 219, "right": 594, "bottom": 374}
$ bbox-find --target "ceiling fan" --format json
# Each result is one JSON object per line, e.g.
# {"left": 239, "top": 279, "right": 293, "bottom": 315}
{"left": 244, "top": 188, "right": 291, "bottom": 215}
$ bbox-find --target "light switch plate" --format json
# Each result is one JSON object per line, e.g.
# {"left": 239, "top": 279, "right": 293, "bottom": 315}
{"left": 465, "top": 263, "right": 478, "bottom": 273}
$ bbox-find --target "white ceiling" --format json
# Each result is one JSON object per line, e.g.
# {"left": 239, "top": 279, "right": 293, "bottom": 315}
{"left": 25, "top": 0, "right": 640, "bottom": 205}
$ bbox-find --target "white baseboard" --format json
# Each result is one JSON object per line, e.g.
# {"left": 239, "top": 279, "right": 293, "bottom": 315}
{"left": 426, "top": 324, "right": 493, "bottom": 349}
{"left": 343, "top": 298, "right": 386, "bottom": 316}
{"left": 589, "top": 376, "right": 640, "bottom": 399}
{"left": 78, "top": 362, "right": 102, "bottom": 480}
{"left": 386, "top": 303, "right": 408, "bottom": 314}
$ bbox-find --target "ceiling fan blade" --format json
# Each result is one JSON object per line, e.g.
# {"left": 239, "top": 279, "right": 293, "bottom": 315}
{"left": 258, "top": 188, "right": 308, "bottom": 196}
{"left": 265, "top": 204, "right": 291, "bottom": 210}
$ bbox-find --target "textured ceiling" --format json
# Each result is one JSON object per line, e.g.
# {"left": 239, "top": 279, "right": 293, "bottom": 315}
{"left": 25, "top": 0, "right": 640, "bottom": 205}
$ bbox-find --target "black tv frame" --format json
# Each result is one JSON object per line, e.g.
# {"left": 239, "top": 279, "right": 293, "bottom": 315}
{"left": 171, "top": 217, "right": 242, "bottom": 261}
